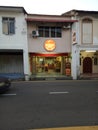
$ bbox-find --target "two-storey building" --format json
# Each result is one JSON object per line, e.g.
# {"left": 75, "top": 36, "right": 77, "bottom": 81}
{"left": 26, "top": 14, "right": 77, "bottom": 79}
{"left": 63, "top": 10, "right": 98, "bottom": 79}
{"left": 0, "top": 6, "right": 30, "bottom": 80}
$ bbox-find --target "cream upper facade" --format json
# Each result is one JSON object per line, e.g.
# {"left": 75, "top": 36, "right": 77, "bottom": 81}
{"left": 27, "top": 14, "right": 76, "bottom": 53}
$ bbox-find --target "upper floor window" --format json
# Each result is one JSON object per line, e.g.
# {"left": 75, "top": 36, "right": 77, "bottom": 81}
{"left": 82, "top": 18, "right": 93, "bottom": 44}
{"left": 38, "top": 26, "right": 62, "bottom": 38}
{"left": 2, "top": 17, "right": 15, "bottom": 35}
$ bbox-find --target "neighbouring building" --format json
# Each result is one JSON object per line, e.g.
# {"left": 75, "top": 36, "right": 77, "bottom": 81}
{"left": 0, "top": 6, "right": 30, "bottom": 80}
{"left": 63, "top": 10, "right": 98, "bottom": 79}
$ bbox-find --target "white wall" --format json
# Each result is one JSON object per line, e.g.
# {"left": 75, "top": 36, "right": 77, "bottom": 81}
{"left": 72, "top": 15, "right": 98, "bottom": 79}
{"left": 0, "top": 10, "right": 30, "bottom": 80}
{"left": 93, "top": 20, "right": 98, "bottom": 45}
{"left": 0, "top": 11, "right": 27, "bottom": 50}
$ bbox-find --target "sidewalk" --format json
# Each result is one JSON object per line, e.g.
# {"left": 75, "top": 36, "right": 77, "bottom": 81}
{"left": 30, "top": 73, "right": 72, "bottom": 80}
{"left": 79, "top": 73, "right": 98, "bottom": 80}
{"left": 31, "top": 125, "right": 98, "bottom": 130}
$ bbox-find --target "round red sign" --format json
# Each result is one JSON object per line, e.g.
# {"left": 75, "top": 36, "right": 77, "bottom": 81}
{"left": 44, "top": 40, "right": 56, "bottom": 51}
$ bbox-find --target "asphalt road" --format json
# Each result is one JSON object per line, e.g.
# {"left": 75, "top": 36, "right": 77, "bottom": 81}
{"left": 0, "top": 80, "right": 98, "bottom": 130}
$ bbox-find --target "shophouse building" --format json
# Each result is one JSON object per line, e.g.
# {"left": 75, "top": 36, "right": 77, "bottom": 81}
{"left": 0, "top": 6, "right": 30, "bottom": 80}
{"left": 63, "top": 10, "right": 98, "bottom": 79}
{"left": 26, "top": 14, "right": 77, "bottom": 79}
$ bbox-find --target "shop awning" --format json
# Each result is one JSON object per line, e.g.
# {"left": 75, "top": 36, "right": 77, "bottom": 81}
{"left": 30, "top": 53, "right": 69, "bottom": 57}
{"left": 26, "top": 18, "right": 78, "bottom": 23}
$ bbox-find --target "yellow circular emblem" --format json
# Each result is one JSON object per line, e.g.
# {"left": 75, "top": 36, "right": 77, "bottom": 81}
{"left": 44, "top": 40, "right": 56, "bottom": 51}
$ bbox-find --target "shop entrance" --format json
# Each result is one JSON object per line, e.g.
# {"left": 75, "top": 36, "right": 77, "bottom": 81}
{"left": 36, "top": 56, "right": 61, "bottom": 74}
{"left": 83, "top": 57, "right": 92, "bottom": 73}
{"left": 30, "top": 53, "right": 71, "bottom": 76}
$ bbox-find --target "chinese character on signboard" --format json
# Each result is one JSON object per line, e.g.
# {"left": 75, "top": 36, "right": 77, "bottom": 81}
{"left": 72, "top": 31, "right": 76, "bottom": 44}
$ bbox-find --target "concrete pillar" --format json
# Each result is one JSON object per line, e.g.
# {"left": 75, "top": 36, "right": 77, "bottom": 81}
{"left": 61, "top": 56, "right": 65, "bottom": 75}
{"left": 23, "top": 50, "right": 30, "bottom": 80}
{"left": 72, "top": 45, "right": 77, "bottom": 79}
{"left": 77, "top": 49, "right": 80, "bottom": 77}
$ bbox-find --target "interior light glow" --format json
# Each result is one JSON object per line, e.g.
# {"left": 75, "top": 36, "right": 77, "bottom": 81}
{"left": 85, "top": 50, "right": 96, "bottom": 52}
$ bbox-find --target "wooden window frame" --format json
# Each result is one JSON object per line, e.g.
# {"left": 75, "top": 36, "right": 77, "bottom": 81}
{"left": 82, "top": 18, "right": 93, "bottom": 44}
{"left": 2, "top": 17, "right": 15, "bottom": 35}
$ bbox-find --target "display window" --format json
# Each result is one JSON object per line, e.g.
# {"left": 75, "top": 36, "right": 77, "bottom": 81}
{"left": 35, "top": 56, "right": 61, "bottom": 74}
{"left": 30, "top": 54, "right": 71, "bottom": 76}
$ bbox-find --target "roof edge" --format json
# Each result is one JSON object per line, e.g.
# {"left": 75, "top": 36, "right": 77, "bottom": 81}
{"left": 0, "top": 6, "right": 27, "bottom": 14}
{"left": 62, "top": 9, "right": 98, "bottom": 16}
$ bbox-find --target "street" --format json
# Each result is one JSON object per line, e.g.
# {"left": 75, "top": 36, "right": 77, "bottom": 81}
{"left": 0, "top": 80, "right": 98, "bottom": 130}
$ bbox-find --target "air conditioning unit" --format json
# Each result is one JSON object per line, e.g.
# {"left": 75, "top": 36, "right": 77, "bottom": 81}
{"left": 32, "top": 30, "right": 39, "bottom": 37}
{"left": 63, "top": 25, "right": 71, "bottom": 29}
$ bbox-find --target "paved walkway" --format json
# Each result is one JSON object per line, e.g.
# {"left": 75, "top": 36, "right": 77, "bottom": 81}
{"left": 30, "top": 125, "right": 98, "bottom": 130}
{"left": 79, "top": 73, "right": 98, "bottom": 79}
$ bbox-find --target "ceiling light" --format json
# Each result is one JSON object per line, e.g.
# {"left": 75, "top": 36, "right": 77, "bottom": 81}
{"left": 85, "top": 50, "right": 96, "bottom": 52}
